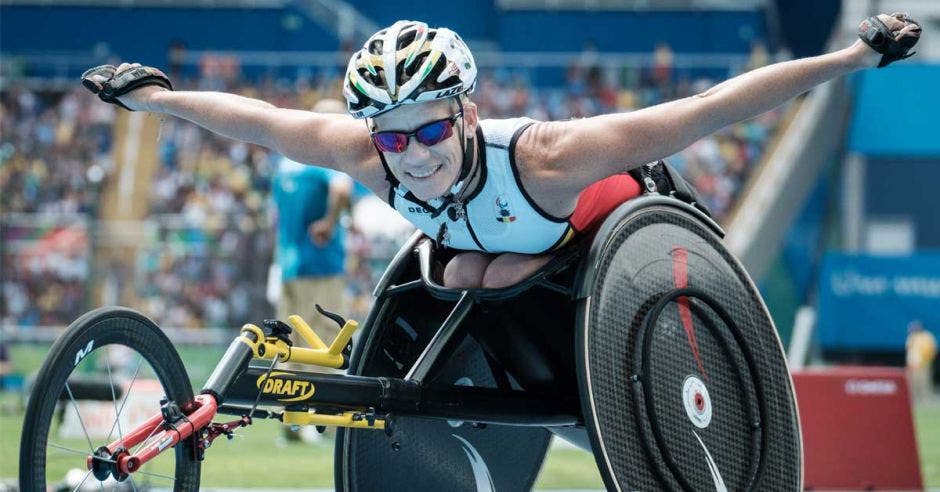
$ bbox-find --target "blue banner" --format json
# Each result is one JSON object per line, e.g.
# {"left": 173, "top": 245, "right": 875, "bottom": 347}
{"left": 849, "top": 65, "right": 940, "bottom": 157}
{"left": 818, "top": 252, "right": 940, "bottom": 351}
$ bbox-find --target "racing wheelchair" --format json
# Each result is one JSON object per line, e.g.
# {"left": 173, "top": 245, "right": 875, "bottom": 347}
{"left": 20, "top": 188, "right": 803, "bottom": 491}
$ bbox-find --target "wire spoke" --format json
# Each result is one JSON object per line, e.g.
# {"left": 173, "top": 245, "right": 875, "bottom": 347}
{"left": 134, "top": 468, "right": 178, "bottom": 482}
{"left": 49, "top": 441, "right": 101, "bottom": 458}
{"left": 63, "top": 382, "right": 96, "bottom": 453}
{"left": 131, "top": 418, "right": 164, "bottom": 456}
{"left": 105, "top": 356, "right": 143, "bottom": 443}
{"left": 126, "top": 474, "right": 140, "bottom": 492}
{"left": 48, "top": 443, "right": 168, "bottom": 489}
{"left": 49, "top": 344, "right": 180, "bottom": 488}
{"left": 105, "top": 347, "right": 126, "bottom": 449}
{"left": 70, "top": 469, "right": 93, "bottom": 492}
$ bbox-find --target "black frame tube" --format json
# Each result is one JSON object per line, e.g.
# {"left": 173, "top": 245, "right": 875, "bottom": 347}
{"left": 220, "top": 366, "right": 580, "bottom": 426}
{"left": 202, "top": 331, "right": 257, "bottom": 402}
{"left": 404, "top": 290, "right": 474, "bottom": 382}
{"left": 202, "top": 235, "right": 588, "bottom": 427}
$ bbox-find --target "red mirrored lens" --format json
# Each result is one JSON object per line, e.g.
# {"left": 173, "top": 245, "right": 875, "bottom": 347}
{"left": 373, "top": 132, "right": 408, "bottom": 153}
{"left": 414, "top": 119, "right": 453, "bottom": 147}
{"left": 372, "top": 116, "right": 458, "bottom": 153}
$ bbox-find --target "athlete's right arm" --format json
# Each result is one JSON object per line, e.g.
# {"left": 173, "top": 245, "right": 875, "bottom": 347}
{"left": 148, "top": 89, "right": 372, "bottom": 171}
{"left": 107, "top": 66, "right": 374, "bottom": 175}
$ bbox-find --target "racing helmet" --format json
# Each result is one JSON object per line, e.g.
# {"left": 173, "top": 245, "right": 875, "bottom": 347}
{"left": 343, "top": 20, "right": 478, "bottom": 119}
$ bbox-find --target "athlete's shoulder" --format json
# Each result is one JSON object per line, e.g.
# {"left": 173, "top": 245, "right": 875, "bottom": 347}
{"left": 479, "top": 117, "right": 539, "bottom": 148}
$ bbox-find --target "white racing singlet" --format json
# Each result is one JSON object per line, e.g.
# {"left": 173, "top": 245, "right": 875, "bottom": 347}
{"left": 389, "top": 117, "right": 575, "bottom": 254}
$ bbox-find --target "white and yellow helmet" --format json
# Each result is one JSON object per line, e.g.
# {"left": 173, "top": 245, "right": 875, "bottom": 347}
{"left": 344, "top": 20, "right": 478, "bottom": 119}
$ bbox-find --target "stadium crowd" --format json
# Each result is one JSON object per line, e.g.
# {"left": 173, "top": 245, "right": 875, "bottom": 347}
{"left": 1, "top": 87, "right": 114, "bottom": 327}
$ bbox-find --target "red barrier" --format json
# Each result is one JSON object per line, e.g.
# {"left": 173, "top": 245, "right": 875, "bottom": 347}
{"left": 792, "top": 366, "right": 923, "bottom": 490}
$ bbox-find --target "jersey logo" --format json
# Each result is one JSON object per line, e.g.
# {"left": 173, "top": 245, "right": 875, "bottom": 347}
{"left": 494, "top": 196, "right": 516, "bottom": 223}
{"left": 408, "top": 206, "right": 432, "bottom": 214}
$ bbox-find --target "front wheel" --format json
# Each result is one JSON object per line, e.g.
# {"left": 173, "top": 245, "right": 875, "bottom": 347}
{"left": 19, "top": 306, "right": 201, "bottom": 491}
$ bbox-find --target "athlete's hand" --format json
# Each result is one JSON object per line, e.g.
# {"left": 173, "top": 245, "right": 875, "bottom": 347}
{"left": 81, "top": 62, "right": 173, "bottom": 111}
{"left": 113, "top": 63, "right": 171, "bottom": 111}
{"left": 850, "top": 13, "right": 922, "bottom": 68}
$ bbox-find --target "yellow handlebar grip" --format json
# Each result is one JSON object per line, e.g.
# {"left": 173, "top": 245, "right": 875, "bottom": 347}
{"left": 328, "top": 320, "right": 359, "bottom": 356}
{"left": 287, "top": 315, "right": 327, "bottom": 350}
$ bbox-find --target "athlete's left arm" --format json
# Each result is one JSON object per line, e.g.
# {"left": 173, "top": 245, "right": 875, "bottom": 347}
{"left": 521, "top": 38, "right": 884, "bottom": 197}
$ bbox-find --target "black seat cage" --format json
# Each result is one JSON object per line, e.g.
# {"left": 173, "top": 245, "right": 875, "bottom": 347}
{"left": 208, "top": 196, "right": 722, "bottom": 428}
{"left": 377, "top": 233, "right": 586, "bottom": 383}
{"left": 377, "top": 195, "right": 722, "bottom": 385}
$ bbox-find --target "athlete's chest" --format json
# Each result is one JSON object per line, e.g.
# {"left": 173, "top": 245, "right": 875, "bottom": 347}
{"left": 394, "top": 147, "right": 570, "bottom": 254}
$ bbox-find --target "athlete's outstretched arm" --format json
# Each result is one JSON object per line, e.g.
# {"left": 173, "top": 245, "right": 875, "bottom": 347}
{"left": 95, "top": 63, "right": 375, "bottom": 175}
{"left": 522, "top": 14, "right": 919, "bottom": 198}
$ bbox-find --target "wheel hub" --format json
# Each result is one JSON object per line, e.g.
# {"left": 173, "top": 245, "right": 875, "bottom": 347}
{"left": 89, "top": 445, "right": 129, "bottom": 482}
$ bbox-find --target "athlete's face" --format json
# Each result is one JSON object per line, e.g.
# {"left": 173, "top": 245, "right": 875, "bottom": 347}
{"left": 372, "top": 99, "right": 478, "bottom": 201}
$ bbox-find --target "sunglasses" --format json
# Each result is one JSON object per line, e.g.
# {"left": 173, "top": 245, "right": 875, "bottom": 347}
{"left": 371, "top": 111, "right": 463, "bottom": 153}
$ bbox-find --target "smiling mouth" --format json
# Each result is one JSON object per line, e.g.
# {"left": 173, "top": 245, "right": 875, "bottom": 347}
{"left": 407, "top": 164, "right": 442, "bottom": 180}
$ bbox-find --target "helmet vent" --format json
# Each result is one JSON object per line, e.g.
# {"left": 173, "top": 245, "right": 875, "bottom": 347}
{"left": 423, "top": 56, "right": 459, "bottom": 90}
{"left": 402, "top": 52, "right": 429, "bottom": 78}
{"left": 398, "top": 30, "right": 417, "bottom": 50}
{"left": 359, "top": 67, "right": 385, "bottom": 87}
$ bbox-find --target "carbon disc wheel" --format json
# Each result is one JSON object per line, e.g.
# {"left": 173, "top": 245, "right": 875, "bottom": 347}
{"left": 336, "top": 278, "right": 551, "bottom": 491}
{"left": 577, "top": 202, "right": 802, "bottom": 491}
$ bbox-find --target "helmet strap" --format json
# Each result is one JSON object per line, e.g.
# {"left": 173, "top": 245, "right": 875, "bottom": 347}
{"left": 447, "top": 96, "right": 480, "bottom": 202}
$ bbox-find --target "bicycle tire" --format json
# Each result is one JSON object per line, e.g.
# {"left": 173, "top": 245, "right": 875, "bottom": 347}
{"left": 19, "top": 306, "right": 201, "bottom": 491}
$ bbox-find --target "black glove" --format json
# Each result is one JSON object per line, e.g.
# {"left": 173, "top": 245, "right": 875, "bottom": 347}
{"left": 80, "top": 64, "right": 173, "bottom": 111}
{"left": 858, "top": 13, "right": 922, "bottom": 68}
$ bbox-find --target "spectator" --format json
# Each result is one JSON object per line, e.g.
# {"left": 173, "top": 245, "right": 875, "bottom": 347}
{"left": 0, "top": 87, "right": 110, "bottom": 327}
{"left": 271, "top": 98, "right": 352, "bottom": 443}
{"left": 0, "top": 342, "right": 10, "bottom": 390}
{"left": 272, "top": 99, "right": 352, "bottom": 336}
{"left": 651, "top": 41, "right": 675, "bottom": 88}
{"left": 271, "top": 98, "right": 352, "bottom": 344}
{"left": 747, "top": 40, "right": 771, "bottom": 72}
{"left": 906, "top": 320, "right": 937, "bottom": 403}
